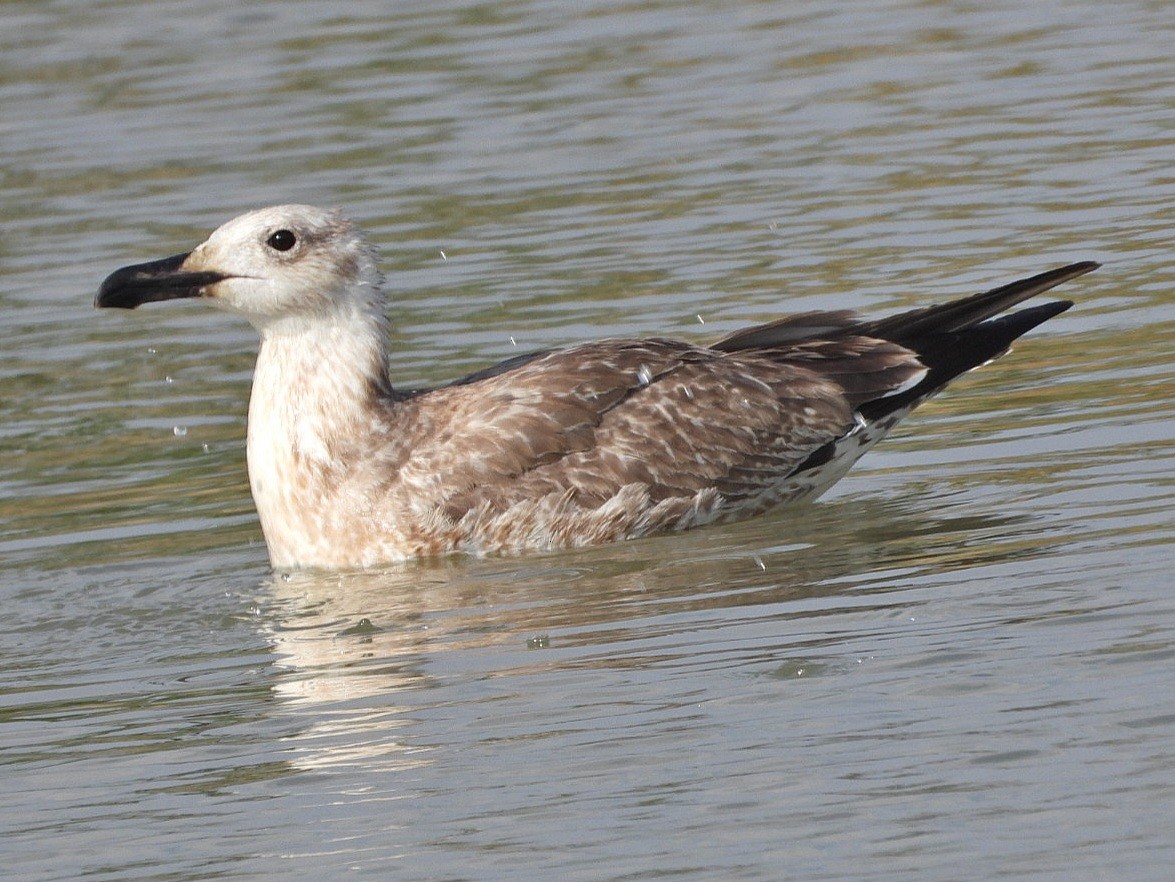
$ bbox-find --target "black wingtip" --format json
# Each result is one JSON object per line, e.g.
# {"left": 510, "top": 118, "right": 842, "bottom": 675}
{"left": 859, "top": 260, "right": 1098, "bottom": 344}
{"left": 986, "top": 261, "right": 1099, "bottom": 304}
{"left": 1010, "top": 298, "right": 1074, "bottom": 328}
{"left": 857, "top": 296, "right": 1075, "bottom": 424}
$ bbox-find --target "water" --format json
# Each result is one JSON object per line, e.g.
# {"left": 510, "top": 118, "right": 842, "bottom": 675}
{"left": 2, "top": 0, "right": 1173, "bottom": 879}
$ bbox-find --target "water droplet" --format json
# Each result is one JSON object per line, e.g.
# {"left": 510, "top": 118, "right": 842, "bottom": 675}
{"left": 172, "top": 426, "right": 187, "bottom": 437}
{"left": 340, "top": 617, "right": 380, "bottom": 636}
{"left": 637, "top": 365, "right": 653, "bottom": 385}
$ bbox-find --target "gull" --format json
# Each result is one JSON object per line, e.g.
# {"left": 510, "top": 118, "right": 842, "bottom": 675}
{"left": 95, "top": 205, "right": 1098, "bottom": 569}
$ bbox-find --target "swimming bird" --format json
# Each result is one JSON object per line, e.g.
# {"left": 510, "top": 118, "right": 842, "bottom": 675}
{"left": 95, "top": 205, "right": 1098, "bottom": 569}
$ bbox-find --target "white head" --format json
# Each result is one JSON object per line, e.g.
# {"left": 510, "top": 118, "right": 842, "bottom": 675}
{"left": 96, "top": 204, "right": 385, "bottom": 335}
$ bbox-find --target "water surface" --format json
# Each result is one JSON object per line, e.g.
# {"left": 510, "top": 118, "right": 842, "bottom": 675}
{"left": 2, "top": 1, "right": 1173, "bottom": 880}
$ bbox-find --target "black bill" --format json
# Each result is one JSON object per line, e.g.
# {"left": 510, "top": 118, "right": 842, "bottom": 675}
{"left": 95, "top": 252, "right": 230, "bottom": 309}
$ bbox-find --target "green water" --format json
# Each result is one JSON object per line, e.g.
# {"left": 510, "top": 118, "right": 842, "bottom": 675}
{"left": 2, "top": 1, "right": 1172, "bottom": 880}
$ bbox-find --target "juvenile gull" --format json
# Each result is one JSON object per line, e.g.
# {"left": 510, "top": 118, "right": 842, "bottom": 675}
{"left": 95, "top": 205, "right": 1098, "bottom": 569}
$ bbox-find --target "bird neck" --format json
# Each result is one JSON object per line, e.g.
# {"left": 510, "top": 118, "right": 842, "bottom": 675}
{"left": 244, "top": 306, "right": 397, "bottom": 566}
{"left": 247, "top": 307, "right": 392, "bottom": 474}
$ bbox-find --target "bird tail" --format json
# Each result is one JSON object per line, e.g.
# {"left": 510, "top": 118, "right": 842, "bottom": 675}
{"left": 714, "top": 261, "right": 1098, "bottom": 419}
{"left": 742, "top": 261, "right": 1099, "bottom": 486}
{"left": 855, "top": 261, "right": 1098, "bottom": 419}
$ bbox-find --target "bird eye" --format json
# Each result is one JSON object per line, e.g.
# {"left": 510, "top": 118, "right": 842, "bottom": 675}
{"left": 266, "top": 229, "right": 297, "bottom": 252}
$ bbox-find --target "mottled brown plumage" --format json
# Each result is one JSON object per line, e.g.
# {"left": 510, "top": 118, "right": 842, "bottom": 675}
{"left": 95, "top": 205, "right": 1098, "bottom": 569}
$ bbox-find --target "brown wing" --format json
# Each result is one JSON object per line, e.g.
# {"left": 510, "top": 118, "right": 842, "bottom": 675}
{"left": 376, "top": 262, "right": 1092, "bottom": 546}
{"left": 396, "top": 336, "right": 923, "bottom": 521}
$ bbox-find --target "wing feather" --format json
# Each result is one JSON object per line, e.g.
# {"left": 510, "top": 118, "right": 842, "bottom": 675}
{"left": 397, "top": 339, "right": 871, "bottom": 522}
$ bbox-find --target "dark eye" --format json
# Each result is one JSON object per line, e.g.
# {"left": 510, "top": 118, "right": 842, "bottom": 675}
{"left": 266, "top": 229, "right": 297, "bottom": 252}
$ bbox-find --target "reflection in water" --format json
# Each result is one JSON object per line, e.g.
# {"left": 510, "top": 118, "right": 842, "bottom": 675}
{"left": 260, "top": 495, "right": 1040, "bottom": 771}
